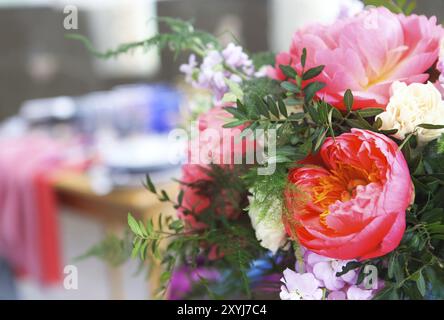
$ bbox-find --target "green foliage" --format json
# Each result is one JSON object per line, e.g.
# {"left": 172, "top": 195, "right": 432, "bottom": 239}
{"left": 125, "top": 167, "right": 267, "bottom": 298}
{"left": 363, "top": 0, "right": 416, "bottom": 14}
{"left": 251, "top": 52, "right": 276, "bottom": 70}
{"left": 76, "top": 232, "right": 133, "bottom": 267}
{"left": 66, "top": 17, "right": 220, "bottom": 59}
{"left": 368, "top": 137, "right": 444, "bottom": 300}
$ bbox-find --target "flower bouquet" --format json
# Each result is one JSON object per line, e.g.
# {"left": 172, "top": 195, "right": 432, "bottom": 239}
{"left": 75, "top": 0, "right": 444, "bottom": 300}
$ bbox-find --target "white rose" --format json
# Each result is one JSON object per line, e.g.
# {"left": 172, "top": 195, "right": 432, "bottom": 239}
{"left": 248, "top": 190, "right": 287, "bottom": 254}
{"left": 377, "top": 81, "right": 444, "bottom": 145}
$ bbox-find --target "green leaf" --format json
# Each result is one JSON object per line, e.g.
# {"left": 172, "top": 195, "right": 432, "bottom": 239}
{"left": 344, "top": 89, "right": 354, "bottom": 113}
{"left": 131, "top": 238, "right": 142, "bottom": 258}
{"left": 144, "top": 175, "right": 157, "bottom": 194}
{"left": 356, "top": 108, "right": 385, "bottom": 118}
{"left": 177, "top": 189, "right": 184, "bottom": 206}
{"left": 256, "top": 97, "right": 270, "bottom": 118}
{"left": 160, "top": 271, "right": 172, "bottom": 284}
{"left": 288, "top": 112, "right": 305, "bottom": 121}
{"left": 266, "top": 96, "right": 280, "bottom": 118}
{"left": 279, "top": 65, "right": 297, "bottom": 79}
{"left": 314, "top": 128, "right": 327, "bottom": 153}
{"left": 252, "top": 51, "right": 275, "bottom": 69}
{"left": 303, "top": 81, "right": 326, "bottom": 103}
{"left": 223, "top": 106, "right": 247, "bottom": 120}
{"left": 421, "top": 208, "right": 444, "bottom": 224}
{"left": 223, "top": 120, "right": 246, "bottom": 128}
{"left": 285, "top": 98, "right": 303, "bottom": 106}
{"left": 302, "top": 65, "right": 325, "bottom": 80}
{"left": 278, "top": 99, "right": 288, "bottom": 118}
{"left": 221, "top": 92, "right": 237, "bottom": 103}
{"left": 417, "top": 124, "right": 444, "bottom": 130}
{"left": 169, "top": 219, "right": 184, "bottom": 232}
{"left": 280, "top": 81, "right": 300, "bottom": 93}
{"left": 363, "top": 0, "right": 403, "bottom": 13}
{"left": 416, "top": 271, "right": 426, "bottom": 297}
{"left": 301, "top": 48, "right": 307, "bottom": 68}
{"left": 374, "top": 117, "right": 383, "bottom": 130}
{"left": 380, "top": 129, "right": 399, "bottom": 135}
{"left": 128, "top": 213, "right": 143, "bottom": 237}
{"left": 405, "top": 1, "right": 416, "bottom": 14}
{"left": 345, "top": 117, "right": 375, "bottom": 131}
{"left": 427, "top": 224, "right": 444, "bottom": 235}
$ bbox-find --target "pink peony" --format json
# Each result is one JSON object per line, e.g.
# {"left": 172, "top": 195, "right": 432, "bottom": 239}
{"left": 180, "top": 105, "right": 251, "bottom": 231}
{"left": 189, "top": 105, "right": 255, "bottom": 166}
{"left": 270, "top": 7, "right": 444, "bottom": 110}
{"left": 284, "top": 129, "right": 414, "bottom": 260}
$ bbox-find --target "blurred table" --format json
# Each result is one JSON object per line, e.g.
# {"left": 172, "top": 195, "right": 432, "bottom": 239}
{"left": 53, "top": 171, "right": 178, "bottom": 299}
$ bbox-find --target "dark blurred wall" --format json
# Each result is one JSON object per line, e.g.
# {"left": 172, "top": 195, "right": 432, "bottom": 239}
{"left": 0, "top": 8, "right": 109, "bottom": 120}
{"left": 0, "top": 0, "right": 269, "bottom": 121}
{"left": 416, "top": 0, "right": 444, "bottom": 20}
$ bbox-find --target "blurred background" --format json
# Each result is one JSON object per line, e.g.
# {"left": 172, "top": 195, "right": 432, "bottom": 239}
{"left": 0, "top": 0, "right": 442, "bottom": 300}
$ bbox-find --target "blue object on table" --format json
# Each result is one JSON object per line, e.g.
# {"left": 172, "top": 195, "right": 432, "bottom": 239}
{"left": 147, "top": 84, "right": 182, "bottom": 133}
{"left": 0, "top": 257, "right": 17, "bottom": 300}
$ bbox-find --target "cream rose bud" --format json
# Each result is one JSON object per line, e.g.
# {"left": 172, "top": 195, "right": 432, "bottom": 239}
{"left": 377, "top": 81, "right": 444, "bottom": 145}
{"left": 248, "top": 191, "right": 287, "bottom": 254}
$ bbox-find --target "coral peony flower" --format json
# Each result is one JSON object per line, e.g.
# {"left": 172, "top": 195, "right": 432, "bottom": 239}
{"left": 269, "top": 8, "right": 444, "bottom": 110}
{"left": 284, "top": 129, "right": 414, "bottom": 260}
{"left": 377, "top": 81, "right": 444, "bottom": 145}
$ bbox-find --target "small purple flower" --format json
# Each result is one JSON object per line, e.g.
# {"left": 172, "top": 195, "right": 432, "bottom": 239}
{"left": 306, "top": 252, "right": 357, "bottom": 291}
{"left": 281, "top": 247, "right": 382, "bottom": 300}
{"left": 327, "top": 290, "right": 347, "bottom": 300}
{"left": 167, "top": 266, "right": 220, "bottom": 300}
{"left": 179, "top": 43, "right": 255, "bottom": 101}
{"left": 346, "top": 285, "right": 374, "bottom": 300}
{"left": 280, "top": 269, "right": 323, "bottom": 300}
{"left": 179, "top": 54, "right": 198, "bottom": 84}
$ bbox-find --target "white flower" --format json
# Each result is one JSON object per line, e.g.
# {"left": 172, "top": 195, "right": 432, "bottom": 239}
{"left": 280, "top": 269, "right": 323, "bottom": 300}
{"left": 248, "top": 190, "right": 287, "bottom": 254}
{"left": 377, "top": 81, "right": 444, "bottom": 145}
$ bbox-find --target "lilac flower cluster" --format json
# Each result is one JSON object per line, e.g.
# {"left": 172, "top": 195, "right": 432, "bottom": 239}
{"left": 280, "top": 248, "right": 383, "bottom": 300}
{"left": 180, "top": 43, "right": 255, "bottom": 101}
{"left": 438, "top": 59, "right": 444, "bottom": 89}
